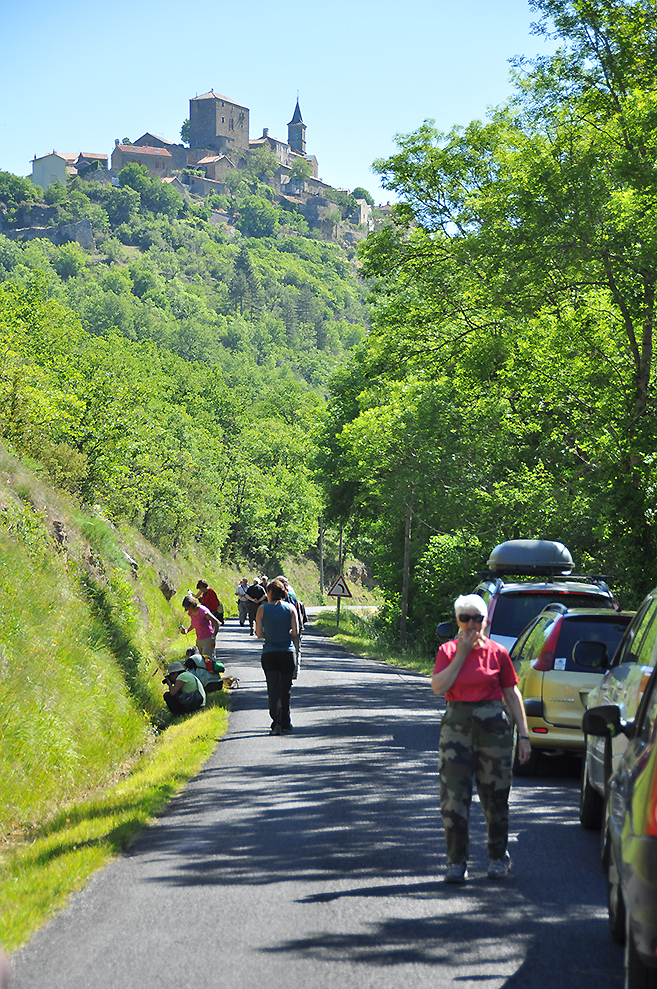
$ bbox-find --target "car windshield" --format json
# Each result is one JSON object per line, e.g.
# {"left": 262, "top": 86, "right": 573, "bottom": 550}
{"left": 490, "top": 591, "right": 613, "bottom": 638}
{"left": 556, "top": 616, "right": 631, "bottom": 672}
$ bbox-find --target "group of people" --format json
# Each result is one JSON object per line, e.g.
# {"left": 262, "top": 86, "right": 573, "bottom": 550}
{"left": 235, "top": 574, "right": 305, "bottom": 636}
{"left": 167, "top": 582, "right": 530, "bottom": 882}
{"left": 162, "top": 579, "right": 227, "bottom": 715}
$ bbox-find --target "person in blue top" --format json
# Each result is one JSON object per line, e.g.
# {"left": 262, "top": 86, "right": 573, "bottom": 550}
{"left": 255, "top": 578, "right": 300, "bottom": 735}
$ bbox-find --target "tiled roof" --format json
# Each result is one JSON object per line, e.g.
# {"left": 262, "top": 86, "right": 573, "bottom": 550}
{"left": 193, "top": 90, "right": 248, "bottom": 109}
{"left": 114, "top": 145, "right": 172, "bottom": 157}
{"left": 79, "top": 152, "right": 108, "bottom": 161}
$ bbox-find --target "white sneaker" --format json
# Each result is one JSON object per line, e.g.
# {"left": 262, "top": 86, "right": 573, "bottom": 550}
{"left": 444, "top": 862, "right": 468, "bottom": 884}
{"left": 487, "top": 854, "right": 511, "bottom": 880}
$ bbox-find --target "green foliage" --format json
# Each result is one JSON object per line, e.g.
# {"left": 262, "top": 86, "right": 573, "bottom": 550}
{"left": 318, "top": 0, "right": 657, "bottom": 649}
{"left": 289, "top": 157, "right": 313, "bottom": 185}
{"left": 236, "top": 194, "right": 279, "bottom": 238}
{"left": 351, "top": 186, "right": 374, "bottom": 206}
{"left": 180, "top": 118, "right": 190, "bottom": 144}
{"left": 0, "top": 171, "right": 41, "bottom": 227}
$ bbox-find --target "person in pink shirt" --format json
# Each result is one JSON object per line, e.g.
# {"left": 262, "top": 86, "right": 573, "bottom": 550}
{"left": 180, "top": 595, "right": 220, "bottom": 657}
{"left": 432, "top": 593, "right": 530, "bottom": 884}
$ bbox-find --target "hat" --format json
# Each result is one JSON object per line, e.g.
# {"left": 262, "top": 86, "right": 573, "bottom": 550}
{"left": 167, "top": 662, "right": 185, "bottom": 674}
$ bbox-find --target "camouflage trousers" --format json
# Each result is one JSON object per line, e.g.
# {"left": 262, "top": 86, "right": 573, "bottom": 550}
{"left": 438, "top": 700, "right": 513, "bottom": 865}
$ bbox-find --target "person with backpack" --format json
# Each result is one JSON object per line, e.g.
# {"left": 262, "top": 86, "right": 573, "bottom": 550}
{"left": 163, "top": 662, "right": 206, "bottom": 715}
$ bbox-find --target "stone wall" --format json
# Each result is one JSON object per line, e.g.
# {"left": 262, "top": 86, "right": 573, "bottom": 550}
{"left": 5, "top": 219, "right": 94, "bottom": 249}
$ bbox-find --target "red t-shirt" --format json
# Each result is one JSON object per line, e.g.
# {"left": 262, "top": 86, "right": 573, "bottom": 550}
{"left": 433, "top": 637, "right": 518, "bottom": 702}
{"left": 199, "top": 588, "right": 221, "bottom": 613}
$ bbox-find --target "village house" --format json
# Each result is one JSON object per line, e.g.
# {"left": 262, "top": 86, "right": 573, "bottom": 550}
{"left": 30, "top": 151, "right": 109, "bottom": 189}
{"left": 110, "top": 141, "right": 172, "bottom": 177}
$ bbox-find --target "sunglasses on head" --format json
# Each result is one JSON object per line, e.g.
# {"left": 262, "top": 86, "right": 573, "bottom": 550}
{"left": 458, "top": 614, "right": 485, "bottom": 624}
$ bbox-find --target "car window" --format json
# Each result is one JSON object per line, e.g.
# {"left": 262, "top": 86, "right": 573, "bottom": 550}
{"left": 515, "top": 616, "right": 555, "bottom": 662}
{"left": 489, "top": 590, "right": 613, "bottom": 638}
{"left": 612, "top": 598, "right": 657, "bottom": 668}
{"left": 635, "top": 609, "right": 657, "bottom": 669}
{"left": 554, "top": 616, "right": 632, "bottom": 672}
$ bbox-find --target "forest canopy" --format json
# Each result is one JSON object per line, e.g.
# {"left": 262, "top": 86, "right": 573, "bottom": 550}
{"left": 0, "top": 162, "right": 370, "bottom": 564}
{"left": 316, "top": 0, "right": 657, "bottom": 642}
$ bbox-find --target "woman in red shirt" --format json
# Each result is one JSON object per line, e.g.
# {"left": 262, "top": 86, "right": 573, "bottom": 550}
{"left": 432, "top": 593, "right": 530, "bottom": 884}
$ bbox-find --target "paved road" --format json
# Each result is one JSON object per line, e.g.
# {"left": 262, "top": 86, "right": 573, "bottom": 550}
{"left": 11, "top": 622, "right": 623, "bottom": 988}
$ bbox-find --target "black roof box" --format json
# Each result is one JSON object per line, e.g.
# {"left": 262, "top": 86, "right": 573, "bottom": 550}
{"left": 486, "top": 539, "right": 574, "bottom": 577}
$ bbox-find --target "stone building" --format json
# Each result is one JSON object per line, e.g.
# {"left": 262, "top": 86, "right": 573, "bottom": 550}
{"left": 189, "top": 91, "right": 250, "bottom": 154}
{"left": 133, "top": 133, "right": 188, "bottom": 170}
{"left": 110, "top": 142, "right": 172, "bottom": 177}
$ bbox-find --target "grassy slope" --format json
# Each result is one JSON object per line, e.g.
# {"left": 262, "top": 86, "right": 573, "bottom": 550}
{"left": 0, "top": 440, "right": 379, "bottom": 952}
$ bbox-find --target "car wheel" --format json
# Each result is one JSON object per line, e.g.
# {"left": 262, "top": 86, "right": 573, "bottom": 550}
{"left": 626, "top": 915, "right": 657, "bottom": 989}
{"left": 608, "top": 852, "right": 626, "bottom": 945}
{"left": 512, "top": 727, "right": 540, "bottom": 776}
{"left": 579, "top": 748, "right": 603, "bottom": 829}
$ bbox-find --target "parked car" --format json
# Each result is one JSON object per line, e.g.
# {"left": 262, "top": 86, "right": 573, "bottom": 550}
{"left": 580, "top": 588, "right": 657, "bottom": 835}
{"left": 583, "top": 665, "right": 657, "bottom": 988}
{"left": 509, "top": 605, "right": 633, "bottom": 775}
{"left": 474, "top": 539, "right": 618, "bottom": 652}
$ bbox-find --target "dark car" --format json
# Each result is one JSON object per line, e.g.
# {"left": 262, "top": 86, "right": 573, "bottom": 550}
{"left": 584, "top": 664, "right": 657, "bottom": 988}
{"left": 474, "top": 540, "right": 618, "bottom": 652}
{"left": 509, "top": 605, "right": 633, "bottom": 774}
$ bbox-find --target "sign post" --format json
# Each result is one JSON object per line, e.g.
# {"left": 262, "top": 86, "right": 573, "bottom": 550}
{"left": 327, "top": 574, "right": 352, "bottom": 630}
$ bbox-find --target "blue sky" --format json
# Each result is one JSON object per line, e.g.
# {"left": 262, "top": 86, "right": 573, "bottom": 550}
{"left": 1, "top": 0, "right": 552, "bottom": 202}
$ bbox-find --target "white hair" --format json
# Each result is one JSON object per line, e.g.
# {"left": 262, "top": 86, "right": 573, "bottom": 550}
{"left": 454, "top": 594, "right": 488, "bottom": 618}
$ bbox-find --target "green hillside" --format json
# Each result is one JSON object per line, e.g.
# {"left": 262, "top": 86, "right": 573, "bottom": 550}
{"left": 0, "top": 167, "right": 369, "bottom": 564}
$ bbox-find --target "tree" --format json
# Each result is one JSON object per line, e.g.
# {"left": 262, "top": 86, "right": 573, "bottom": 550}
{"left": 289, "top": 158, "right": 313, "bottom": 186}
{"left": 236, "top": 195, "right": 279, "bottom": 238}
{"left": 180, "top": 118, "right": 190, "bottom": 145}
{"left": 315, "top": 0, "right": 657, "bottom": 645}
{"left": 228, "top": 245, "right": 263, "bottom": 317}
{"left": 351, "top": 186, "right": 374, "bottom": 206}
{"left": 0, "top": 171, "right": 41, "bottom": 227}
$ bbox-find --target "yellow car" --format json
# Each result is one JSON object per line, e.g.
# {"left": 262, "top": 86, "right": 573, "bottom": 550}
{"left": 509, "top": 605, "right": 633, "bottom": 775}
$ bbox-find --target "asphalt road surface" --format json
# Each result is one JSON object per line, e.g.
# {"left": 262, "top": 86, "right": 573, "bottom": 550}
{"left": 11, "top": 621, "right": 623, "bottom": 988}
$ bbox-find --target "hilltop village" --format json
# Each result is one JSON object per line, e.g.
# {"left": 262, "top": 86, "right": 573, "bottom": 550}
{"left": 26, "top": 91, "right": 378, "bottom": 243}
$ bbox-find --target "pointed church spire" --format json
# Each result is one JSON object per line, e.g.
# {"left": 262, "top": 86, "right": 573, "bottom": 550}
{"left": 288, "top": 98, "right": 306, "bottom": 155}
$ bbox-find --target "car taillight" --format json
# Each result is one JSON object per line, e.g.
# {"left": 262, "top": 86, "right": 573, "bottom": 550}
{"left": 533, "top": 620, "right": 562, "bottom": 671}
{"left": 534, "top": 650, "right": 555, "bottom": 671}
{"left": 644, "top": 762, "right": 657, "bottom": 837}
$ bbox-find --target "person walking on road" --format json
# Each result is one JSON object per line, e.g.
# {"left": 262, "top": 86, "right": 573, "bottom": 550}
{"left": 245, "top": 578, "right": 266, "bottom": 635}
{"left": 236, "top": 577, "right": 249, "bottom": 626}
{"left": 255, "top": 578, "right": 299, "bottom": 735}
{"left": 180, "top": 594, "right": 220, "bottom": 656}
{"left": 431, "top": 593, "right": 531, "bottom": 884}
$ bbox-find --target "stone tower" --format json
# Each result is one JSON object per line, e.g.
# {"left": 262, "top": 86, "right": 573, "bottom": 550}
{"left": 287, "top": 99, "right": 306, "bottom": 156}
{"left": 189, "top": 91, "right": 250, "bottom": 152}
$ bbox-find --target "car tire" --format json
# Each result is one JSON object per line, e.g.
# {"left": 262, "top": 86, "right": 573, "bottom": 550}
{"left": 608, "top": 852, "right": 626, "bottom": 945}
{"left": 512, "top": 727, "right": 540, "bottom": 776}
{"left": 580, "top": 748, "right": 603, "bottom": 830}
{"left": 626, "top": 914, "right": 657, "bottom": 988}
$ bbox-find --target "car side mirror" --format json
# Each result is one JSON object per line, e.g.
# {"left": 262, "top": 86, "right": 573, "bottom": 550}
{"left": 573, "top": 640, "right": 608, "bottom": 670}
{"left": 582, "top": 704, "right": 630, "bottom": 738}
{"left": 436, "top": 622, "right": 453, "bottom": 638}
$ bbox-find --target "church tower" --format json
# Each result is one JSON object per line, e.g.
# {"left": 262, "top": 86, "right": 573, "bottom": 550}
{"left": 287, "top": 99, "right": 306, "bottom": 156}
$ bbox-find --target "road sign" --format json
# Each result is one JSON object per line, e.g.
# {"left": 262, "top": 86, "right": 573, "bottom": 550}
{"left": 327, "top": 574, "right": 352, "bottom": 598}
